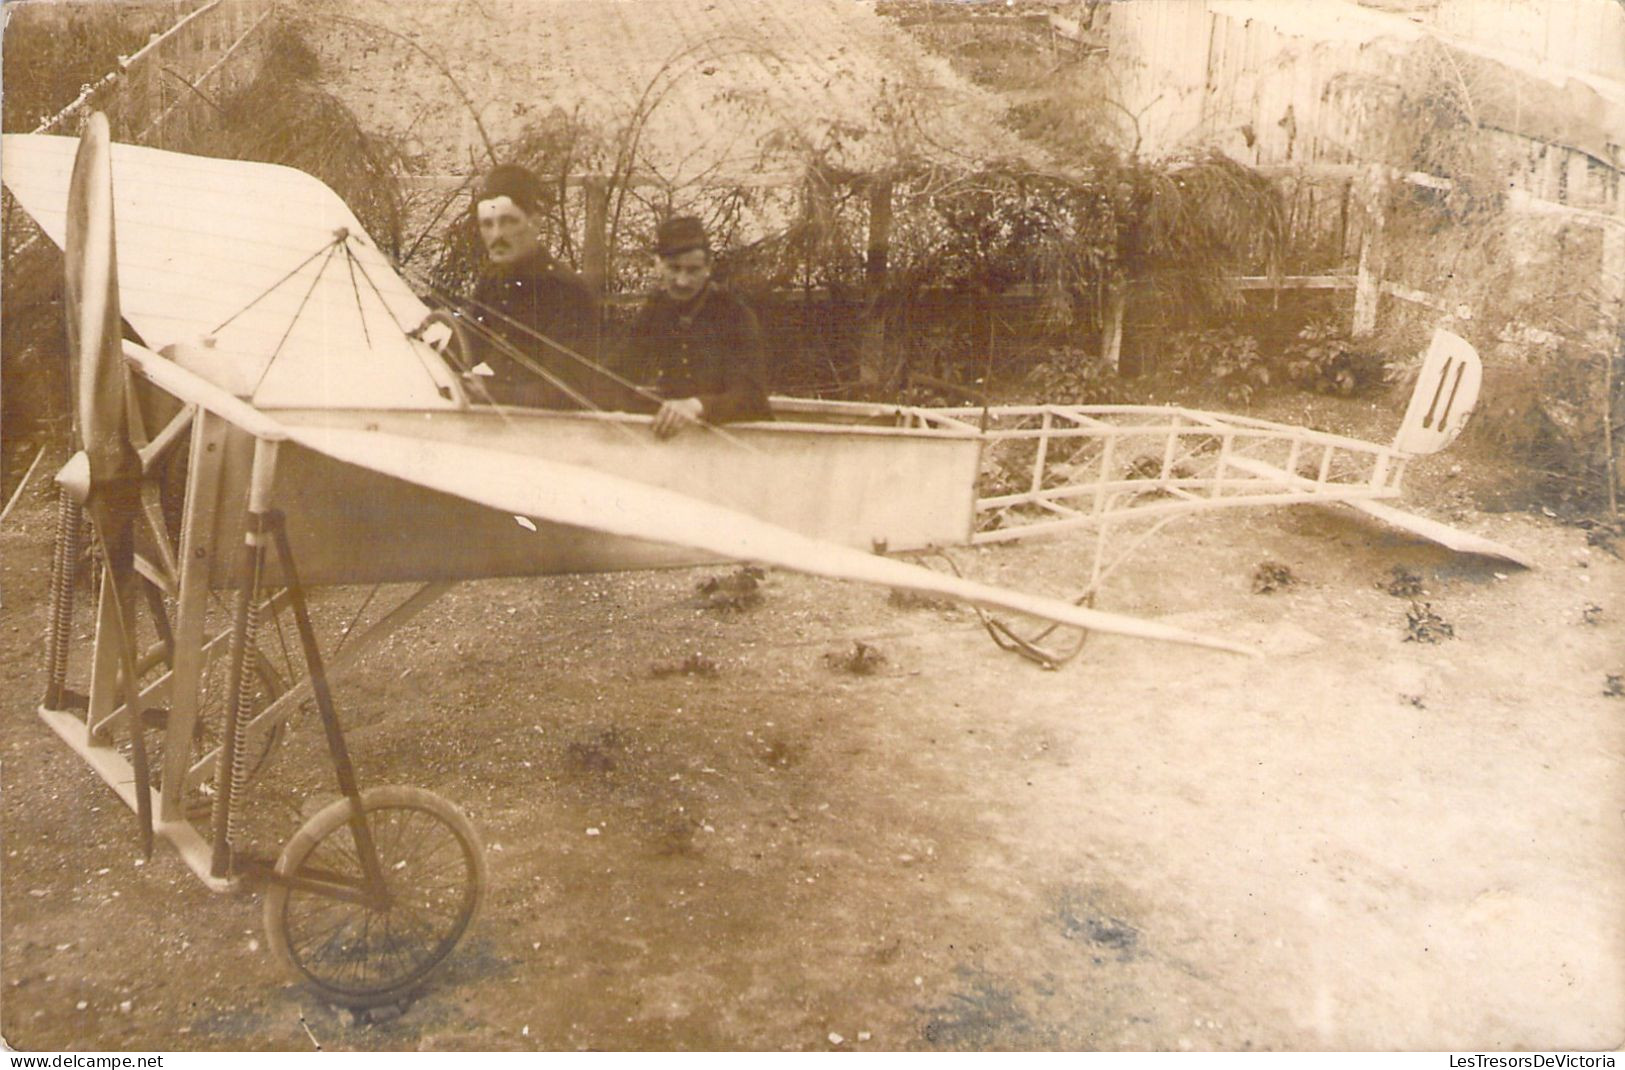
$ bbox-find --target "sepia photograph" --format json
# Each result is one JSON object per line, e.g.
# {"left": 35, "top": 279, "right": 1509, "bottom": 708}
{"left": 1, "top": 0, "right": 1621, "bottom": 1053}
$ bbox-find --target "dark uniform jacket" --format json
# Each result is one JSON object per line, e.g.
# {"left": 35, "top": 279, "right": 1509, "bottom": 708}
{"left": 620, "top": 283, "right": 771, "bottom": 424}
{"left": 468, "top": 252, "right": 601, "bottom": 409}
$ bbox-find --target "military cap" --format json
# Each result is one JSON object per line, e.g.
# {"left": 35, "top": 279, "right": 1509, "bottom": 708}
{"left": 476, "top": 164, "right": 544, "bottom": 215}
{"left": 654, "top": 215, "right": 710, "bottom": 257}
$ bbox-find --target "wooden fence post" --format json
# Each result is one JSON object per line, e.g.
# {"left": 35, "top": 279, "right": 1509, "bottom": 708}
{"left": 859, "top": 175, "right": 893, "bottom": 388}
{"left": 141, "top": 33, "right": 163, "bottom": 147}
{"left": 1352, "top": 166, "right": 1387, "bottom": 338}
{"left": 581, "top": 177, "right": 610, "bottom": 294}
{"left": 1101, "top": 281, "right": 1125, "bottom": 374}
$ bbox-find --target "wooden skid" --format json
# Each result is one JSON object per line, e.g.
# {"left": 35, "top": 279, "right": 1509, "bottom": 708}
{"left": 38, "top": 706, "right": 233, "bottom": 891}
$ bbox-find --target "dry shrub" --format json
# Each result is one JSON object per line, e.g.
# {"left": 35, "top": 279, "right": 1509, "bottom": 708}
{"left": 179, "top": 18, "right": 410, "bottom": 258}
{"left": 1, "top": 2, "right": 173, "bottom": 133}
{"left": 1355, "top": 39, "right": 1623, "bottom": 511}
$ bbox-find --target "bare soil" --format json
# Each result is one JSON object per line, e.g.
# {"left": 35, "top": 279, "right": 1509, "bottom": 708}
{"left": 2, "top": 425, "right": 1621, "bottom": 1051}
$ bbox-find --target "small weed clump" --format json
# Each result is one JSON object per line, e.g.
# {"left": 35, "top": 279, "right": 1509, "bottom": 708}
{"left": 651, "top": 653, "right": 721, "bottom": 679}
{"left": 1583, "top": 521, "right": 1622, "bottom": 560}
{"left": 1383, "top": 566, "right": 1426, "bottom": 598}
{"left": 824, "top": 641, "right": 887, "bottom": 675}
{"left": 1251, "top": 561, "right": 1297, "bottom": 594}
{"left": 1404, "top": 602, "right": 1455, "bottom": 643}
{"left": 697, "top": 567, "right": 766, "bottom": 613}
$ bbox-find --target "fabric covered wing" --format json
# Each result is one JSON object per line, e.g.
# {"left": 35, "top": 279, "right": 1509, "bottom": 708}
{"left": 2, "top": 133, "right": 458, "bottom": 410}
{"left": 284, "top": 424, "right": 1258, "bottom": 656}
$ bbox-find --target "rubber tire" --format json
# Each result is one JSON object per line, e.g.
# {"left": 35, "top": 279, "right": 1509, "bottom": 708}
{"left": 264, "top": 785, "right": 486, "bottom": 1009}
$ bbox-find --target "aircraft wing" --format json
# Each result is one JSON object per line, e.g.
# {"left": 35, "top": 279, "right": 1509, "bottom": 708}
{"left": 2, "top": 133, "right": 459, "bottom": 410}
{"left": 283, "top": 423, "right": 1259, "bottom": 657}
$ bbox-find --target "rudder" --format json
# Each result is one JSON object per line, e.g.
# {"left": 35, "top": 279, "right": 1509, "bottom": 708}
{"left": 1393, "top": 328, "right": 1482, "bottom": 456}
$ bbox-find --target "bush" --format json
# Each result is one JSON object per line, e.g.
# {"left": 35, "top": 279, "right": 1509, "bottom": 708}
{"left": 1023, "top": 345, "right": 1123, "bottom": 405}
{"left": 1282, "top": 318, "right": 1388, "bottom": 397}
{"left": 1165, "top": 326, "right": 1271, "bottom": 406}
{"left": 1475, "top": 330, "right": 1623, "bottom": 510}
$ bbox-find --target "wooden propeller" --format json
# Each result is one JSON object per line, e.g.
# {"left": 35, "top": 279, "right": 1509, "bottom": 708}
{"left": 62, "top": 113, "right": 154, "bottom": 856}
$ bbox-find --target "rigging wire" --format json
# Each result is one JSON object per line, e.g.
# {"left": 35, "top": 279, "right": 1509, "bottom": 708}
{"left": 340, "top": 244, "right": 372, "bottom": 350}
{"left": 209, "top": 234, "right": 345, "bottom": 337}
{"left": 249, "top": 242, "right": 343, "bottom": 403}
{"left": 340, "top": 239, "right": 490, "bottom": 409}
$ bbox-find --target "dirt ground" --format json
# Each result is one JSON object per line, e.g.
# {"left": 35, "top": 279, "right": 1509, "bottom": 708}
{"left": 2, "top": 423, "right": 1621, "bottom": 1051}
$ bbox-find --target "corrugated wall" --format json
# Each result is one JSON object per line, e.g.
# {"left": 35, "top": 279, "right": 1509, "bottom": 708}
{"left": 1105, "top": 0, "right": 1621, "bottom": 210}
{"left": 1107, "top": 0, "right": 1411, "bottom": 166}
{"left": 1433, "top": 0, "right": 1625, "bottom": 80}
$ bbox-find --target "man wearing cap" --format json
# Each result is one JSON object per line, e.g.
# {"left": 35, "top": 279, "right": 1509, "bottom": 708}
{"left": 464, "top": 164, "right": 600, "bottom": 408}
{"left": 620, "top": 216, "right": 771, "bottom": 439}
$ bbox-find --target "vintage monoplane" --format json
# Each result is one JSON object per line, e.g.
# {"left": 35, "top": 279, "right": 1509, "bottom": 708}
{"left": 2, "top": 116, "right": 1526, "bottom": 1009}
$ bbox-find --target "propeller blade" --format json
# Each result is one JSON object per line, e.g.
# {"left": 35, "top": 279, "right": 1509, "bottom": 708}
{"left": 286, "top": 425, "right": 1259, "bottom": 658}
{"left": 65, "top": 114, "right": 153, "bottom": 853}
{"left": 64, "top": 113, "right": 138, "bottom": 488}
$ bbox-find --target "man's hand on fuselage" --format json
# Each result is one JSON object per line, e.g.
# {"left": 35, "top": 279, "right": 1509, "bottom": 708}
{"left": 652, "top": 396, "right": 705, "bottom": 439}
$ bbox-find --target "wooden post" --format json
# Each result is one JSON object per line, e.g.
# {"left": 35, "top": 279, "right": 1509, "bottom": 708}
{"left": 1352, "top": 229, "right": 1380, "bottom": 337}
{"left": 1352, "top": 166, "right": 1387, "bottom": 338}
{"left": 581, "top": 177, "right": 610, "bottom": 295}
{"left": 1101, "top": 282, "right": 1125, "bottom": 373}
{"left": 181, "top": 12, "right": 205, "bottom": 143}
{"left": 1338, "top": 177, "right": 1352, "bottom": 259}
{"left": 159, "top": 409, "right": 229, "bottom": 822}
{"left": 858, "top": 175, "right": 893, "bottom": 388}
{"left": 140, "top": 33, "right": 163, "bottom": 145}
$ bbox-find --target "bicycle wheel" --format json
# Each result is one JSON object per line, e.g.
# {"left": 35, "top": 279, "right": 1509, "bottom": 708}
{"left": 263, "top": 785, "right": 486, "bottom": 1008}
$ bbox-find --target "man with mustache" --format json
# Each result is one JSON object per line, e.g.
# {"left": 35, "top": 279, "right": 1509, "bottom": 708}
{"left": 464, "top": 164, "right": 601, "bottom": 409}
{"left": 620, "top": 216, "right": 771, "bottom": 439}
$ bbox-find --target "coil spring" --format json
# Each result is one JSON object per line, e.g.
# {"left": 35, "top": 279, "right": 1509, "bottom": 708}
{"left": 210, "top": 581, "right": 262, "bottom": 877}
{"left": 44, "top": 489, "right": 82, "bottom": 709}
{"left": 223, "top": 596, "right": 260, "bottom": 848}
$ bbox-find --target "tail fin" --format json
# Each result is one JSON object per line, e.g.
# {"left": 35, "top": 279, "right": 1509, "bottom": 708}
{"left": 1392, "top": 329, "right": 1482, "bottom": 456}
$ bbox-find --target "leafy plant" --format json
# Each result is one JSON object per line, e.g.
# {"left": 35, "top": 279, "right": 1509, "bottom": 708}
{"left": 696, "top": 566, "right": 766, "bottom": 613}
{"left": 1283, "top": 318, "right": 1386, "bottom": 397}
{"left": 1024, "top": 345, "right": 1122, "bottom": 405}
{"left": 1166, "top": 326, "right": 1270, "bottom": 406}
